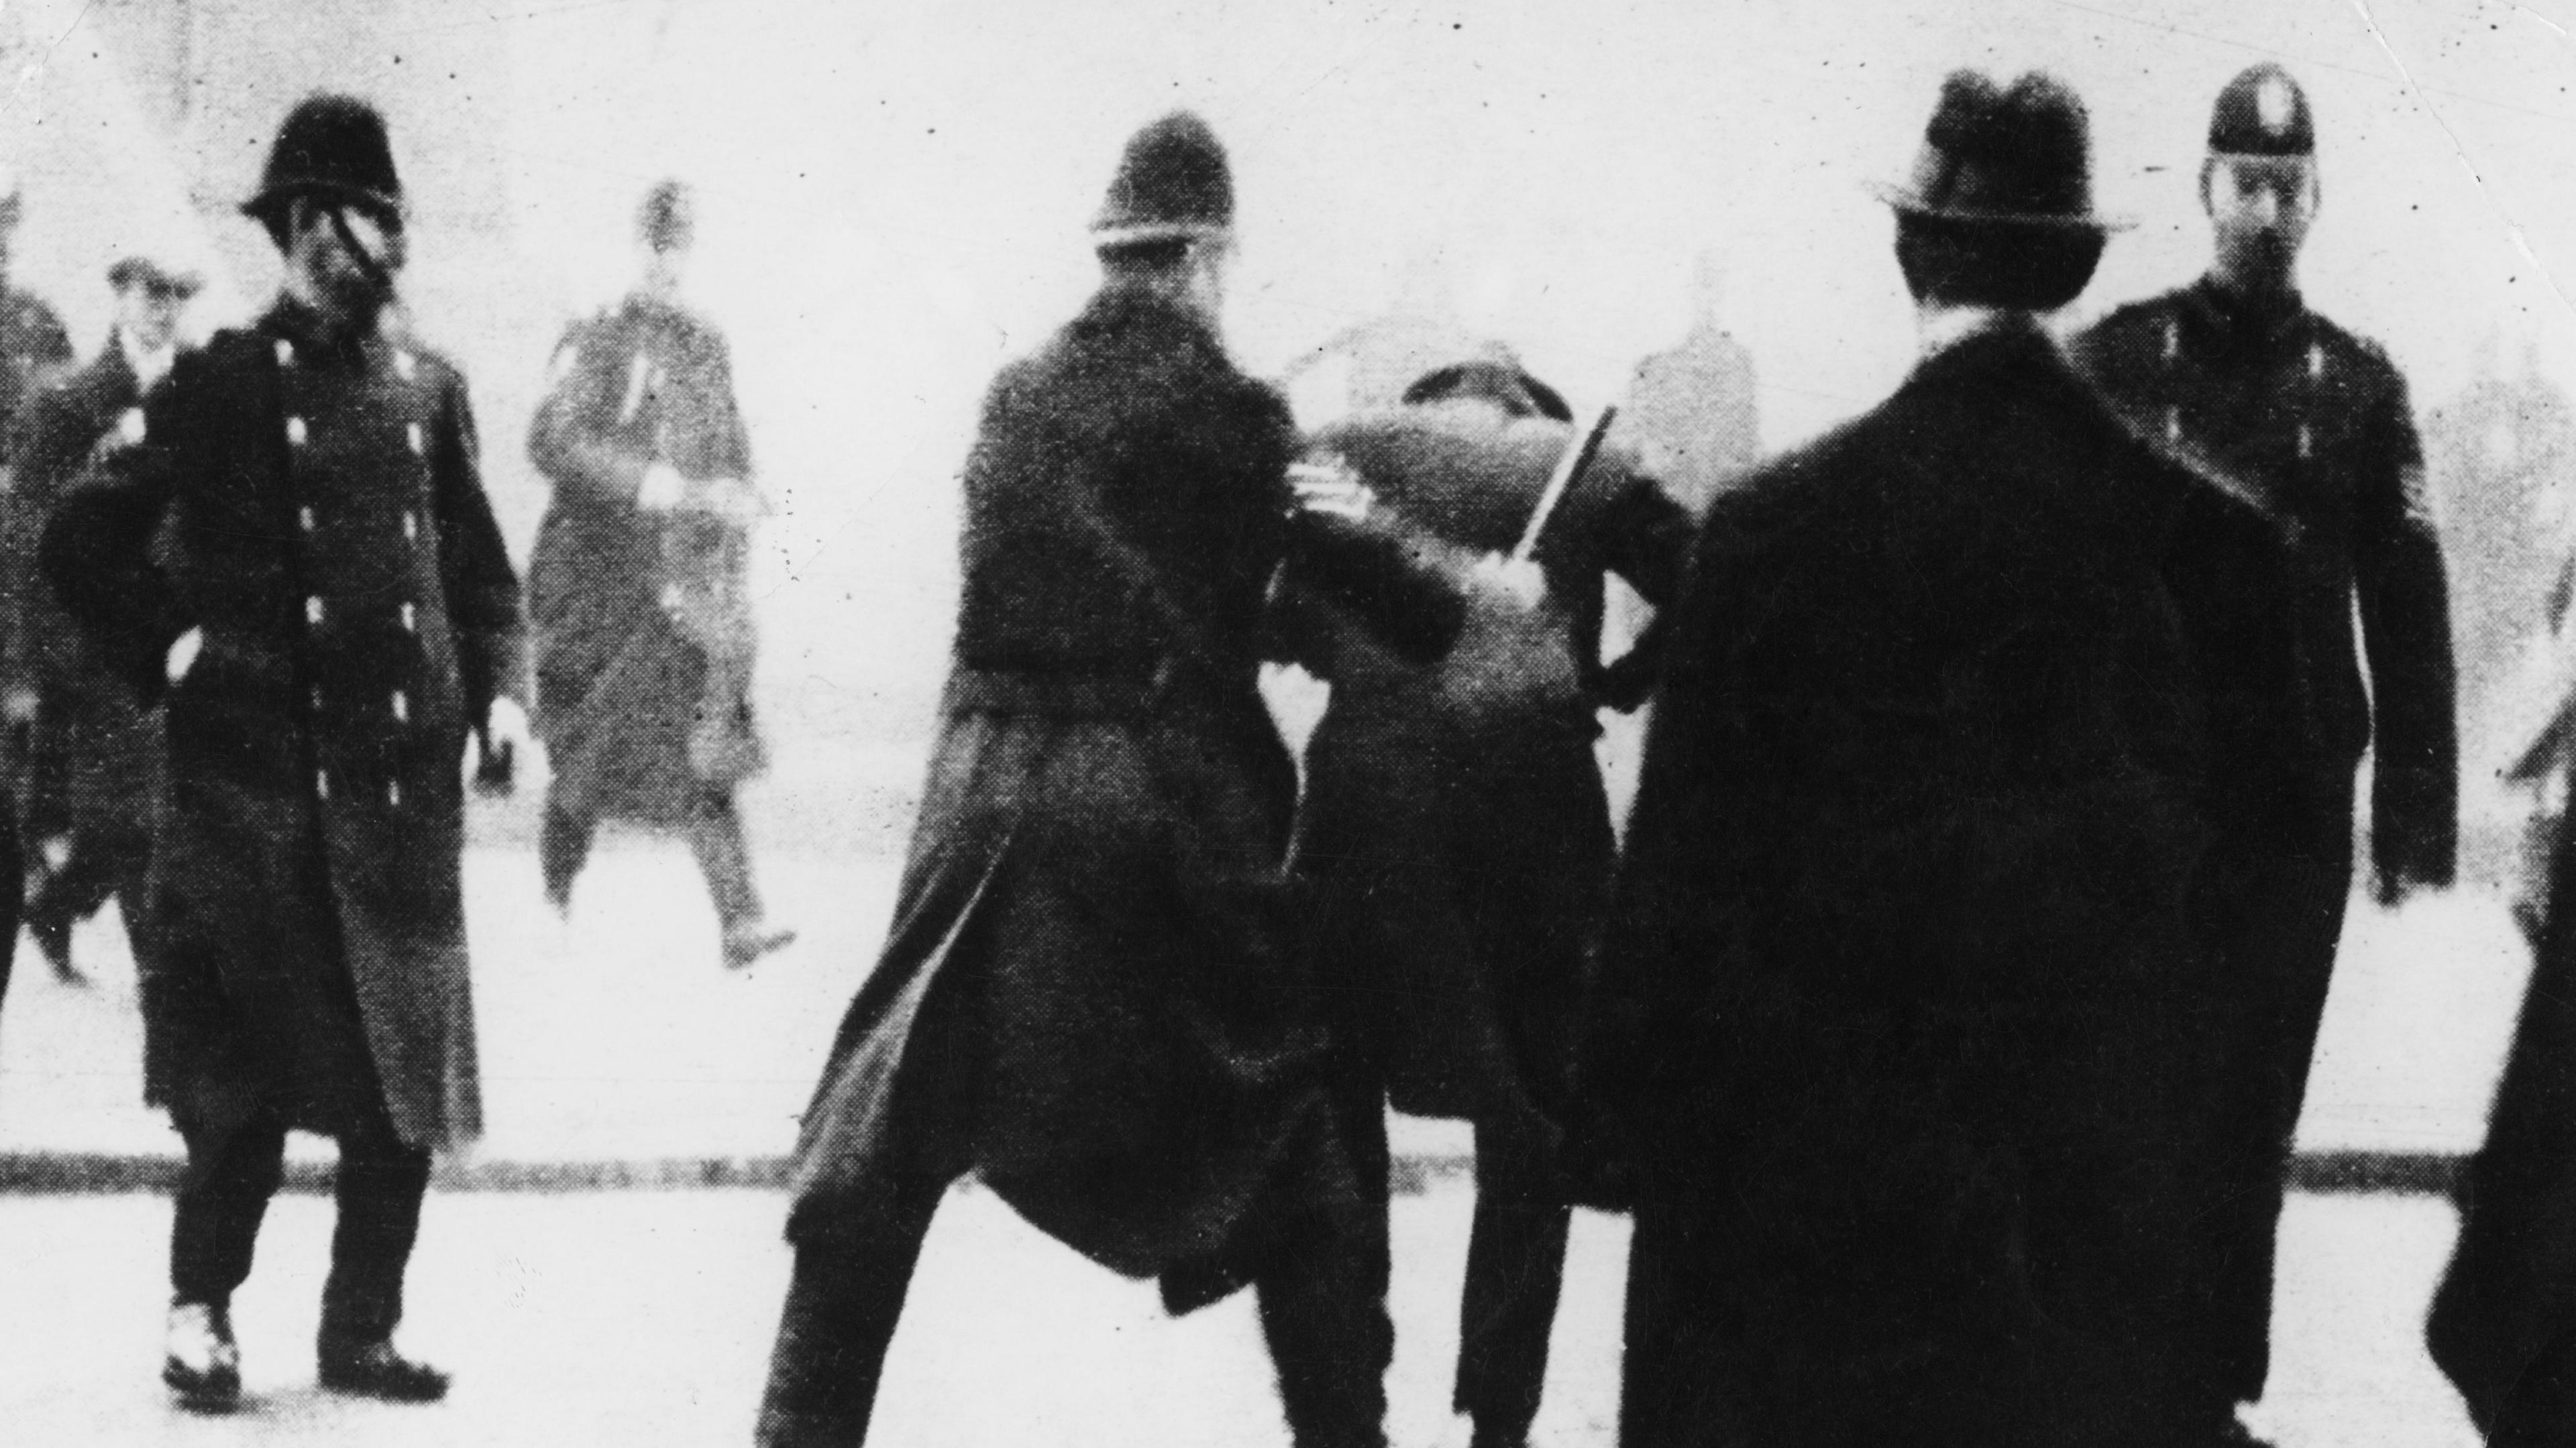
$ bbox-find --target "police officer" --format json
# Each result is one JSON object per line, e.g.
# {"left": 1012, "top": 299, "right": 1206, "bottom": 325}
{"left": 4, "top": 256, "right": 201, "bottom": 985}
{"left": 2074, "top": 64, "right": 2459, "bottom": 1430}
{"left": 1291, "top": 359, "right": 1692, "bottom": 1448}
{"left": 42, "top": 94, "right": 527, "bottom": 1411}
{"left": 755, "top": 112, "right": 1474, "bottom": 1448}
{"left": 0, "top": 175, "right": 72, "bottom": 1005}
{"left": 527, "top": 180, "right": 792, "bottom": 968}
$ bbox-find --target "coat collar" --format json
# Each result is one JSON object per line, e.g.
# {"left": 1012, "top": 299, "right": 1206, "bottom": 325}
{"left": 258, "top": 294, "right": 382, "bottom": 372}
{"left": 1069, "top": 280, "right": 1228, "bottom": 368}
{"left": 2180, "top": 272, "right": 2308, "bottom": 353}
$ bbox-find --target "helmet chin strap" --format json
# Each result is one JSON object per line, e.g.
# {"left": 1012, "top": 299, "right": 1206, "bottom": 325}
{"left": 325, "top": 204, "right": 398, "bottom": 294}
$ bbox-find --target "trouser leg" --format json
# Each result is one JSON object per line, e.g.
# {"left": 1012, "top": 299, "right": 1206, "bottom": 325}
{"left": 539, "top": 794, "right": 594, "bottom": 907}
{"left": 318, "top": 1107, "right": 433, "bottom": 1349}
{"left": 1252, "top": 1078, "right": 1393, "bottom": 1448}
{"left": 755, "top": 1160, "right": 951, "bottom": 1447}
{"left": 685, "top": 789, "right": 761, "bottom": 928}
{"left": 2206, "top": 811, "right": 2354, "bottom": 1405}
{"left": 1617, "top": 1200, "right": 1752, "bottom": 1448}
{"left": 170, "top": 1104, "right": 291, "bottom": 1308}
{"left": 1455, "top": 1116, "right": 1572, "bottom": 1443}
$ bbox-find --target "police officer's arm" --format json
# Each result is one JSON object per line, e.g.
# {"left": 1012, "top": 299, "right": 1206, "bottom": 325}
{"left": 2353, "top": 361, "right": 2459, "bottom": 891}
{"left": 432, "top": 372, "right": 527, "bottom": 726}
{"left": 37, "top": 355, "right": 194, "bottom": 707}
{"left": 526, "top": 325, "right": 650, "bottom": 505}
{"left": 0, "top": 388, "right": 84, "bottom": 706}
{"left": 1589, "top": 450, "right": 1699, "bottom": 710}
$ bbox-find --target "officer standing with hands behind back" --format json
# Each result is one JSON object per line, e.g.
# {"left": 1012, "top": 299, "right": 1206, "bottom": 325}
{"left": 42, "top": 93, "right": 529, "bottom": 1412}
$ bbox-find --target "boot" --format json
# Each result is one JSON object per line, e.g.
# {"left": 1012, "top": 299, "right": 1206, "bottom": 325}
{"left": 163, "top": 1300, "right": 241, "bottom": 1411}
{"left": 723, "top": 920, "right": 797, "bottom": 970}
{"left": 318, "top": 1335, "right": 449, "bottom": 1402}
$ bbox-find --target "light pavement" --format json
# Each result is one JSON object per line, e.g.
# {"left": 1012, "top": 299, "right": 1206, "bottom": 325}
{"left": 0, "top": 1178, "right": 2488, "bottom": 1447}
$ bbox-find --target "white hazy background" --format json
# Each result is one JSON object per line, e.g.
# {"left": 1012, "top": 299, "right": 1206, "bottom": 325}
{"left": 3, "top": 0, "right": 2573, "bottom": 822}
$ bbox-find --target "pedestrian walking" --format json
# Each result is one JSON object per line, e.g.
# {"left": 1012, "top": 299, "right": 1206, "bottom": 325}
{"left": 1574, "top": 70, "right": 2300, "bottom": 1447}
{"left": 40, "top": 94, "right": 528, "bottom": 1412}
{"left": 2, "top": 256, "right": 200, "bottom": 986}
{"left": 754, "top": 112, "right": 1479, "bottom": 1448}
{"left": 1290, "top": 358, "right": 1692, "bottom": 1448}
{"left": 2073, "top": 64, "right": 2459, "bottom": 1427}
{"left": 527, "top": 179, "right": 792, "bottom": 969}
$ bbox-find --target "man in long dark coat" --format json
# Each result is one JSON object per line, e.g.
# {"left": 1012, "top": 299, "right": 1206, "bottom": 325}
{"left": 0, "top": 180, "right": 70, "bottom": 1005}
{"left": 1291, "top": 359, "right": 1691, "bottom": 1448}
{"left": 2072, "top": 64, "right": 2459, "bottom": 1423}
{"left": 2428, "top": 558, "right": 2576, "bottom": 1445}
{"left": 527, "top": 178, "right": 790, "bottom": 969}
{"left": 3, "top": 256, "right": 199, "bottom": 985}
{"left": 755, "top": 113, "right": 1474, "bottom": 1448}
{"left": 41, "top": 95, "right": 525, "bottom": 1411}
{"left": 1576, "top": 71, "right": 2298, "bottom": 1448}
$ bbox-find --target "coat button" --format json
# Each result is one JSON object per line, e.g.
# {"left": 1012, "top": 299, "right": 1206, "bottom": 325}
{"left": 403, "top": 512, "right": 419, "bottom": 542}
{"left": 2165, "top": 406, "right": 2181, "bottom": 443}
{"left": 400, "top": 602, "right": 417, "bottom": 632}
{"left": 311, "top": 686, "right": 323, "bottom": 710}
{"left": 387, "top": 780, "right": 402, "bottom": 807}
{"left": 2308, "top": 344, "right": 2324, "bottom": 380}
{"left": 394, "top": 350, "right": 417, "bottom": 382}
{"left": 392, "top": 690, "right": 409, "bottom": 724}
{"left": 316, "top": 769, "right": 330, "bottom": 800}
{"left": 275, "top": 339, "right": 295, "bottom": 368}
{"left": 2298, "top": 424, "right": 2312, "bottom": 459}
{"left": 286, "top": 416, "right": 309, "bottom": 447}
{"left": 118, "top": 408, "right": 146, "bottom": 445}
{"left": 299, "top": 505, "right": 316, "bottom": 533}
{"left": 307, "top": 596, "right": 325, "bottom": 624}
{"left": 406, "top": 422, "right": 425, "bottom": 455}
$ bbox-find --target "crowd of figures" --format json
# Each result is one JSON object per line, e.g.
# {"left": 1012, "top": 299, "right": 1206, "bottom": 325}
{"left": 0, "top": 52, "right": 2573, "bottom": 1448}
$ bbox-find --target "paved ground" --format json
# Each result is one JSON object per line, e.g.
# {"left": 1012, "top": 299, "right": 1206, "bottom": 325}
{"left": 0, "top": 1179, "right": 2491, "bottom": 1447}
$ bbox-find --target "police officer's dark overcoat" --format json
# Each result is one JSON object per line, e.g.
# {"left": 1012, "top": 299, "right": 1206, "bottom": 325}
{"left": 2075, "top": 278, "right": 2459, "bottom": 1400}
{"left": 1579, "top": 317, "right": 2296, "bottom": 1445}
{"left": 786, "top": 280, "right": 1458, "bottom": 1281}
{"left": 1291, "top": 404, "right": 1691, "bottom": 1123}
{"left": 5, "top": 345, "right": 160, "bottom": 850}
{"left": 42, "top": 299, "right": 523, "bottom": 1150}
{"left": 527, "top": 292, "right": 761, "bottom": 824}
{"left": 2076, "top": 277, "right": 2456, "bottom": 867}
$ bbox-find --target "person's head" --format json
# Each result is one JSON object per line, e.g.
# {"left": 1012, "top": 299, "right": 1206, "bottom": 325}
{"left": 637, "top": 179, "right": 694, "bottom": 299}
{"left": 107, "top": 258, "right": 201, "bottom": 353}
{"left": 1091, "top": 112, "right": 1236, "bottom": 327}
{"left": 2199, "top": 64, "right": 2319, "bottom": 296}
{"left": 241, "top": 95, "right": 407, "bottom": 329}
{"left": 1880, "top": 70, "right": 2113, "bottom": 322}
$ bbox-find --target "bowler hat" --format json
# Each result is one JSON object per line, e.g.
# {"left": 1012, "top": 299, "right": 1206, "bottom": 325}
{"left": 1402, "top": 359, "right": 1574, "bottom": 424}
{"left": 2208, "top": 64, "right": 2314, "bottom": 158}
{"left": 106, "top": 256, "right": 203, "bottom": 299}
{"left": 1092, "top": 112, "right": 1233, "bottom": 249}
{"left": 1876, "top": 70, "right": 2123, "bottom": 231}
{"left": 242, "top": 95, "right": 403, "bottom": 227}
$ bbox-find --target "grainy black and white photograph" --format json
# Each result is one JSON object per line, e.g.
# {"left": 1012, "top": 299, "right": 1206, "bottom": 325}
{"left": 0, "top": 1, "right": 2571, "bottom": 1443}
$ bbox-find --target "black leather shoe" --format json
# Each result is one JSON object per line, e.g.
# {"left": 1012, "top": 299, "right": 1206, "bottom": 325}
{"left": 163, "top": 1301, "right": 241, "bottom": 1412}
{"left": 318, "top": 1338, "right": 449, "bottom": 1402}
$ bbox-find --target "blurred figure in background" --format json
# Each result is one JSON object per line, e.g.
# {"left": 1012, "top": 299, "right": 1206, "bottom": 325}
{"left": 2074, "top": 64, "right": 2459, "bottom": 1429}
{"left": 527, "top": 179, "right": 792, "bottom": 970}
{"left": 0, "top": 175, "right": 70, "bottom": 1004}
{"left": 3, "top": 256, "right": 200, "bottom": 987}
{"left": 1288, "top": 358, "right": 1691, "bottom": 1448}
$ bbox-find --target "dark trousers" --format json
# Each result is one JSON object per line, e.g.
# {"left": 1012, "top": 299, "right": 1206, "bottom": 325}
{"left": 169, "top": 1093, "right": 431, "bottom": 1347}
{"left": 540, "top": 789, "right": 759, "bottom": 926}
{"left": 1455, "top": 1116, "right": 1571, "bottom": 1443}
{"left": 2200, "top": 798, "right": 2355, "bottom": 1404}
{"left": 756, "top": 1075, "right": 1393, "bottom": 1448}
